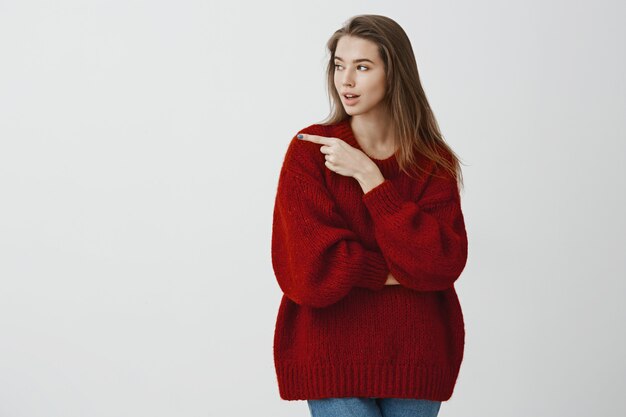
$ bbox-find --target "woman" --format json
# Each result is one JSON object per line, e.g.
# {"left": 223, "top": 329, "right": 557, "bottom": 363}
{"left": 271, "top": 14, "right": 468, "bottom": 417}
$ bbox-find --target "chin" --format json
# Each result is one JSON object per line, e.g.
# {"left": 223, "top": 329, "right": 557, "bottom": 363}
{"left": 345, "top": 109, "right": 365, "bottom": 117}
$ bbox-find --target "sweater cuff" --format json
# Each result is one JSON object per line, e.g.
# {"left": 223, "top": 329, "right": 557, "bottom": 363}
{"left": 357, "top": 251, "right": 389, "bottom": 291}
{"left": 362, "top": 179, "right": 405, "bottom": 220}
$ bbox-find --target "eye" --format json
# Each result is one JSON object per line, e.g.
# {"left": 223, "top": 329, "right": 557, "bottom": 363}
{"left": 333, "top": 64, "right": 369, "bottom": 71}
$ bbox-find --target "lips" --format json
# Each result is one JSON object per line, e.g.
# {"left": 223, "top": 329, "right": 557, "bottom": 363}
{"left": 343, "top": 94, "right": 360, "bottom": 106}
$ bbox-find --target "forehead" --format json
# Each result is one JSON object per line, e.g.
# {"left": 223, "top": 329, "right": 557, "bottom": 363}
{"left": 334, "top": 36, "right": 379, "bottom": 61}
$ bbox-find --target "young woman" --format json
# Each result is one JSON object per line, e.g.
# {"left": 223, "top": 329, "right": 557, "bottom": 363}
{"left": 271, "top": 14, "right": 468, "bottom": 417}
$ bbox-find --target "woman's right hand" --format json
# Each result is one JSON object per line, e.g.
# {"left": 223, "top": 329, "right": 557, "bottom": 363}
{"left": 385, "top": 272, "right": 401, "bottom": 285}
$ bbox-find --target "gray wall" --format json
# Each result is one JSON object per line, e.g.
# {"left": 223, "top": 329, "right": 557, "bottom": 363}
{"left": 0, "top": 1, "right": 624, "bottom": 416}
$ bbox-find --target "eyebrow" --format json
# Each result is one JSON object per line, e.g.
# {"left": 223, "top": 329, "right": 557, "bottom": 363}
{"left": 334, "top": 56, "right": 375, "bottom": 64}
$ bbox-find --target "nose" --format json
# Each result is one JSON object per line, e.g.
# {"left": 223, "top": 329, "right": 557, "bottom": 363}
{"left": 342, "top": 72, "right": 354, "bottom": 87}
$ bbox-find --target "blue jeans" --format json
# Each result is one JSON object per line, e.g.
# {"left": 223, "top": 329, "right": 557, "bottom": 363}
{"left": 307, "top": 397, "right": 441, "bottom": 417}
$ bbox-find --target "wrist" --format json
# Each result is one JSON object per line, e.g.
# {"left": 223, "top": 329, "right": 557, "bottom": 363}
{"left": 356, "top": 165, "right": 385, "bottom": 194}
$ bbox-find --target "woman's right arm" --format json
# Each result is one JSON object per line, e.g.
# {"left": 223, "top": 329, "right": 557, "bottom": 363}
{"left": 271, "top": 164, "right": 391, "bottom": 308}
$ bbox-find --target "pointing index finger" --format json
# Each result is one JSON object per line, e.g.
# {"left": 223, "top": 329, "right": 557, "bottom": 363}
{"left": 297, "top": 133, "right": 333, "bottom": 144}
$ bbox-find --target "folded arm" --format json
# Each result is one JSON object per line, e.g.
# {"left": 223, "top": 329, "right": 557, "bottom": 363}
{"left": 361, "top": 168, "right": 468, "bottom": 292}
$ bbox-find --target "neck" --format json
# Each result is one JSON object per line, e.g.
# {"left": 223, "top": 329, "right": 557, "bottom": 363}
{"left": 349, "top": 112, "right": 397, "bottom": 153}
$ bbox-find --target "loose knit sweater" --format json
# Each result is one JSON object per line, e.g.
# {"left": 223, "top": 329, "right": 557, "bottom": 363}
{"left": 271, "top": 117, "right": 468, "bottom": 401}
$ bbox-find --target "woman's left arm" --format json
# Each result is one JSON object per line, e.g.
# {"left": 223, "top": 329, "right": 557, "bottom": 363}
{"left": 360, "top": 170, "right": 468, "bottom": 292}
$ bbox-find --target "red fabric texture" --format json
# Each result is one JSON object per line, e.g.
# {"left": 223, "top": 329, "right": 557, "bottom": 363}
{"left": 271, "top": 117, "right": 468, "bottom": 401}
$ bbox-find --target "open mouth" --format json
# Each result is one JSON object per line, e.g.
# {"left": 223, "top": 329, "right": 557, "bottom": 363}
{"left": 343, "top": 94, "right": 360, "bottom": 105}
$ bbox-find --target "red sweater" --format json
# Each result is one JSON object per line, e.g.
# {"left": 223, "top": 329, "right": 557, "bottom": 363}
{"left": 271, "top": 117, "right": 468, "bottom": 401}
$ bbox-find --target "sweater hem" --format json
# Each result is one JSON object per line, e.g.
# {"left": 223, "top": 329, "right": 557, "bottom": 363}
{"left": 275, "top": 360, "right": 459, "bottom": 402}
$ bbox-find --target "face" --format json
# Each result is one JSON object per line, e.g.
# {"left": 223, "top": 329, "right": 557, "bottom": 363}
{"left": 333, "top": 35, "right": 387, "bottom": 117}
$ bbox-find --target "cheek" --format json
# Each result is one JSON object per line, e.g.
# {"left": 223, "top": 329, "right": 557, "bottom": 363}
{"left": 363, "top": 79, "right": 386, "bottom": 102}
{"left": 374, "top": 75, "right": 387, "bottom": 96}
{"left": 334, "top": 73, "right": 341, "bottom": 87}
{"left": 363, "top": 74, "right": 385, "bottom": 96}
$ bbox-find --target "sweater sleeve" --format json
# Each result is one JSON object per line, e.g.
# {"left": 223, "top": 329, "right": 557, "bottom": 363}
{"left": 361, "top": 166, "right": 468, "bottom": 292}
{"left": 271, "top": 164, "right": 390, "bottom": 308}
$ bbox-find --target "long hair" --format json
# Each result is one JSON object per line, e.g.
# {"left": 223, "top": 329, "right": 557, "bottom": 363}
{"left": 320, "top": 14, "right": 465, "bottom": 191}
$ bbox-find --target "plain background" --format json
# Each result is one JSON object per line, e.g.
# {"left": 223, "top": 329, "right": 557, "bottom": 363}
{"left": 1, "top": 1, "right": 624, "bottom": 416}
